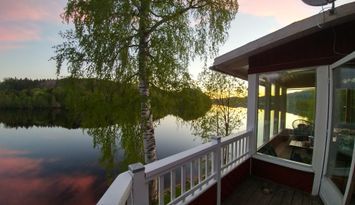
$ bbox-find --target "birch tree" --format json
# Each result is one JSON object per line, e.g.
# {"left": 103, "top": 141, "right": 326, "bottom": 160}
{"left": 196, "top": 68, "right": 246, "bottom": 137}
{"left": 53, "top": 0, "right": 238, "bottom": 165}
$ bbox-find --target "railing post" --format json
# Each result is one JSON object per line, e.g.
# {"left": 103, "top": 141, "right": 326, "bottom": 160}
{"left": 129, "top": 163, "right": 149, "bottom": 205}
{"left": 212, "top": 136, "right": 221, "bottom": 205}
{"left": 247, "top": 74, "right": 258, "bottom": 155}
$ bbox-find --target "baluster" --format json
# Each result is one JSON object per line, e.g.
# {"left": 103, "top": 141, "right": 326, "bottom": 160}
{"left": 159, "top": 175, "right": 165, "bottom": 205}
{"left": 221, "top": 146, "right": 224, "bottom": 170}
{"left": 241, "top": 138, "right": 244, "bottom": 159}
{"left": 198, "top": 157, "right": 201, "bottom": 184}
{"left": 181, "top": 165, "right": 186, "bottom": 201}
{"left": 205, "top": 155, "right": 208, "bottom": 181}
{"left": 230, "top": 143, "right": 233, "bottom": 168}
{"left": 211, "top": 152, "right": 214, "bottom": 174}
{"left": 231, "top": 141, "right": 235, "bottom": 166}
{"left": 242, "top": 137, "right": 246, "bottom": 160}
{"left": 170, "top": 170, "right": 176, "bottom": 201}
{"left": 227, "top": 144, "right": 230, "bottom": 162}
{"left": 246, "top": 135, "right": 250, "bottom": 154}
{"left": 238, "top": 139, "right": 242, "bottom": 162}
{"left": 190, "top": 161, "right": 194, "bottom": 191}
{"left": 235, "top": 141, "right": 238, "bottom": 165}
{"left": 212, "top": 136, "right": 222, "bottom": 205}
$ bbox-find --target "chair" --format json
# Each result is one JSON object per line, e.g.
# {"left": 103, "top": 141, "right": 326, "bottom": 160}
{"left": 292, "top": 119, "right": 314, "bottom": 141}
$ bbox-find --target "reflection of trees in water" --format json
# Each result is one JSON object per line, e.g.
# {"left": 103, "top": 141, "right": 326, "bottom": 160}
{"left": 287, "top": 89, "right": 315, "bottom": 121}
{"left": 190, "top": 105, "right": 246, "bottom": 142}
{"left": 195, "top": 68, "right": 247, "bottom": 141}
{"left": 89, "top": 126, "right": 120, "bottom": 182}
{"left": 0, "top": 87, "right": 211, "bottom": 182}
{"left": 88, "top": 124, "right": 143, "bottom": 183}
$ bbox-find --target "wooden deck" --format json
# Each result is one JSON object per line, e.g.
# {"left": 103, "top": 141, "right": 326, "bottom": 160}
{"left": 222, "top": 177, "right": 323, "bottom": 205}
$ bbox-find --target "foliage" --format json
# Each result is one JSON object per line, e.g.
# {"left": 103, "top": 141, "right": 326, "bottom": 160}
{"left": 287, "top": 88, "right": 315, "bottom": 121}
{"left": 194, "top": 68, "right": 247, "bottom": 137}
{"left": 54, "top": 0, "right": 237, "bottom": 171}
{"left": 53, "top": 0, "right": 239, "bottom": 88}
{"left": 0, "top": 78, "right": 211, "bottom": 127}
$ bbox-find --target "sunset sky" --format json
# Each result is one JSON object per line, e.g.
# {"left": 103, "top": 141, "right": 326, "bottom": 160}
{"left": 0, "top": 0, "right": 354, "bottom": 81}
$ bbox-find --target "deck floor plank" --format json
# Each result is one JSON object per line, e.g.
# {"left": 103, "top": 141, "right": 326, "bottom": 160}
{"left": 281, "top": 189, "right": 295, "bottom": 205}
{"left": 222, "top": 177, "right": 260, "bottom": 205}
{"left": 221, "top": 177, "right": 323, "bottom": 205}
{"left": 292, "top": 191, "right": 304, "bottom": 205}
{"left": 269, "top": 187, "right": 285, "bottom": 205}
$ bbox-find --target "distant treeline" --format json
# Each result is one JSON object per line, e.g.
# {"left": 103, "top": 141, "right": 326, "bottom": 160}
{"left": 287, "top": 89, "right": 315, "bottom": 121}
{"left": 0, "top": 78, "right": 62, "bottom": 109}
{"left": 0, "top": 78, "right": 212, "bottom": 126}
{"left": 211, "top": 97, "right": 247, "bottom": 108}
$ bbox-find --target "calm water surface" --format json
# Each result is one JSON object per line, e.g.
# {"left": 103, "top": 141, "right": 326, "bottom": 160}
{"left": 0, "top": 108, "right": 245, "bottom": 205}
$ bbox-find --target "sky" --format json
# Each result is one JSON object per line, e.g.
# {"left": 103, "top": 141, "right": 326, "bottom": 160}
{"left": 0, "top": 0, "right": 354, "bottom": 81}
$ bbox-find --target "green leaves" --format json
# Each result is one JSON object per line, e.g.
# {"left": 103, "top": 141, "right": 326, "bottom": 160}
{"left": 194, "top": 67, "right": 247, "bottom": 138}
{"left": 54, "top": 0, "right": 238, "bottom": 88}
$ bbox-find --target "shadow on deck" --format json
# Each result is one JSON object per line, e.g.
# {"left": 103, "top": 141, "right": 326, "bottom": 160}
{"left": 222, "top": 177, "right": 323, "bottom": 205}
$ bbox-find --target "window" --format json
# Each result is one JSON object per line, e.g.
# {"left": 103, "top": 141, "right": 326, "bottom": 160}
{"left": 327, "top": 66, "right": 355, "bottom": 194}
{"left": 257, "top": 68, "right": 316, "bottom": 164}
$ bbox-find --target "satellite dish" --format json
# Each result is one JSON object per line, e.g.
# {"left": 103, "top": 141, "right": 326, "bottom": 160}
{"left": 302, "top": 0, "right": 335, "bottom": 6}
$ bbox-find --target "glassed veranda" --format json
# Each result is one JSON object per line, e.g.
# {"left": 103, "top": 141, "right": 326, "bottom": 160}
{"left": 257, "top": 68, "right": 316, "bottom": 164}
{"left": 326, "top": 66, "right": 355, "bottom": 196}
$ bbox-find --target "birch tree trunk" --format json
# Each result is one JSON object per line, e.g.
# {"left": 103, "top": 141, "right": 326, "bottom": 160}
{"left": 137, "top": 0, "right": 158, "bottom": 201}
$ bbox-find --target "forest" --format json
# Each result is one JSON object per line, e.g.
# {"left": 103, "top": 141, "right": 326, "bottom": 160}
{"left": 0, "top": 78, "right": 212, "bottom": 127}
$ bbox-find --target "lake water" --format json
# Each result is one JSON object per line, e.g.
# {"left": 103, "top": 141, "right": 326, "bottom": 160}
{"left": 0, "top": 108, "right": 246, "bottom": 205}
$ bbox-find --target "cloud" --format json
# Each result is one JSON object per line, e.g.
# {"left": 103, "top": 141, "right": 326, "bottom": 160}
{"left": 0, "top": 148, "right": 100, "bottom": 205}
{"left": 0, "top": 24, "right": 41, "bottom": 42}
{"left": 0, "top": 0, "right": 64, "bottom": 23}
{"left": 0, "top": 44, "right": 23, "bottom": 53}
{"left": 0, "top": 0, "right": 66, "bottom": 51}
{"left": 0, "top": 148, "right": 43, "bottom": 176}
{"left": 0, "top": 175, "right": 99, "bottom": 205}
{"left": 237, "top": 0, "right": 318, "bottom": 25}
{"left": 0, "top": 148, "right": 28, "bottom": 156}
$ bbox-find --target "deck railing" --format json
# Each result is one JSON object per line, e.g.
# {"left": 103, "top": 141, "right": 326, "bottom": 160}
{"left": 98, "top": 130, "right": 251, "bottom": 205}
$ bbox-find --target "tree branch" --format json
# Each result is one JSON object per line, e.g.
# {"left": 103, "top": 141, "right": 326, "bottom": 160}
{"left": 147, "top": 1, "right": 209, "bottom": 34}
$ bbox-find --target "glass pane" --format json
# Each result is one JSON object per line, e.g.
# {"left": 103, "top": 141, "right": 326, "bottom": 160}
{"left": 257, "top": 85, "right": 265, "bottom": 148}
{"left": 327, "top": 66, "right": 355, "bottom": 194}
{"left": 257, "top": 68, "right": 316, "bottom": 164}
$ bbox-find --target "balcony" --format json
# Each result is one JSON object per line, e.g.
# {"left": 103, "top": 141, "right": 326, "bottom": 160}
{"left": 98, "top": 130, "right": 251, "bottom": 205}
{"left": 222, "top": 176, "right": 323, "bottom": 205}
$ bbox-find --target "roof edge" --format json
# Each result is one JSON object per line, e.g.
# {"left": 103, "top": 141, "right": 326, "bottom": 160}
{"left": 213, "top": 2, "right": 355, "bottom": 67}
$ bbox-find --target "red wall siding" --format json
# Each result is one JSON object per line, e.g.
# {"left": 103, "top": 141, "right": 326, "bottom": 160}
{"left": 251, "top": 158, "right": 314, "bottom": 193}
{"left": 249, "top": 19, "right": 355, "bottom": 74}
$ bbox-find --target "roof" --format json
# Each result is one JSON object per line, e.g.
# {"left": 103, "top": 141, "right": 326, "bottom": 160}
{"left": 212, "top": 2, "right": 355, "bottom": 80}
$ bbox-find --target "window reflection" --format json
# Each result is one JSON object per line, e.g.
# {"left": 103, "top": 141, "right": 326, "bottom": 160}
{"left": 327, "top": 66, "right": 355, "bottom": 195}
{"left": 257, "top": 68, "right": 316, "bottom": 164}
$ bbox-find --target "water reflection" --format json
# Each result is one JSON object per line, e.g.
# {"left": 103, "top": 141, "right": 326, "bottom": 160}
{"left": 190, "top": 105, "right": 246, "bottom": 141}
{"left": 0, "top": 147, "right": 102, "bottom": 205}
{"left": 0, "top": 93, "right": 248, "bottom": 204}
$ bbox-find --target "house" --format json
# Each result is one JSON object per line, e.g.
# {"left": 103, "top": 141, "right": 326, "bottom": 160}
{"left": 98, "top": 2, "right": 355, "bottom": 205}
{"left": 212, "top": 2, "right": 355, "bottom": 204}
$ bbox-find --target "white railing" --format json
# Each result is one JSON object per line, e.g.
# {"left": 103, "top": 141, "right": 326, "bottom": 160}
{"left": 97, "top": 172, "right": 133, "bottom": 205}
{"left": 98, "top": 130, "right": 251, "bottom": 205}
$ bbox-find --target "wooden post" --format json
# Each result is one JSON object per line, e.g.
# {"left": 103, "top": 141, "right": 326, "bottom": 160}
{"left": 280, "top": 87, "right": 287, "bottom": 130}
{"left": 213, "top": 136, "right": 222, "bottom": 205}
{"left": 264, "top": 82, "right": 271, "bottom": 142}
{"left": 247, "top": 74, "right": 258, "bottom": 154}
{"left": 129, "top": 163, "right": 149, "bottom": 205}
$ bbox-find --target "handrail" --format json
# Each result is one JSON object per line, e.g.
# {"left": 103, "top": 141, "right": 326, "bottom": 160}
{"left": 220, "top": 130, "right": 249, "bottom": 146}
{"left": 145, "top": 141, "right": 217, "bottom": 180}
{"left": 97, "top": 171, "right": 132, "bottom": 205}
{"left": 145, "top": 130, "right": 249, "bottom": 180}
{"left": 97, "top": 130, "right": 252, "bottom": 205}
